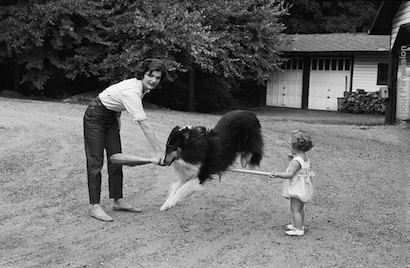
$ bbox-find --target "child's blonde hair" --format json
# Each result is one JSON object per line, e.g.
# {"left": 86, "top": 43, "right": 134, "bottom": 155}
{"left": 289, "top": 130, "right": 314, "bottom": 152}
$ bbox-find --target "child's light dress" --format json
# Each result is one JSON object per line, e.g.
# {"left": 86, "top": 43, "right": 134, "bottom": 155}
{"left": 282, "top": 156, "right": 314, "bottom": 203}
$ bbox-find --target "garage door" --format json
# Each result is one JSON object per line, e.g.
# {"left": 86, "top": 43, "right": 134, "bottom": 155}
{"left": 308, "top": 58, "right": 351, "bottom": 111}
{"left": 267, "top": 58, "right": 303, "bottom": 108}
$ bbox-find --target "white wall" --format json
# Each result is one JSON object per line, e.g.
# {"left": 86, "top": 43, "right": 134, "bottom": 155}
{"left": 352, "top": 54, "right": 389, "bottom": 92}
{"left": 391, "top": 1, "right": 410, "bottom": 49}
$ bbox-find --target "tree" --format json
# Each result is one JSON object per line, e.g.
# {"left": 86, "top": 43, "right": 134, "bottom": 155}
{"left": 0, "top": 0, "right": 289, "bottom": 111}
{"left": 282, "top": 0, "right": 381, "bottom": 34}
{"left": 201, "top": 0, "right": 289, "bottom": 81}
{"left": 99, "top": 0, "right": 222, "bottom": 110}
{"left": 0, "top": 0, "right": 111, "bottom": 95}
{"left": 101, "top": 0, "right": 289, "bottom": 111}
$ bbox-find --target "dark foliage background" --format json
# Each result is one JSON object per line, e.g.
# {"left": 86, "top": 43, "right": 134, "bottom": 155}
{"left": 0, "top": 0, "right": 381, "bottom": 112}
{"left": 282, "top": 0, "right": 382, "bottom": 34}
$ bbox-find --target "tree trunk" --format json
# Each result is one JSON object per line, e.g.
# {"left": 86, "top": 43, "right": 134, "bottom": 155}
{"left": 14, "top": 63, "right": 20, "bottom": 92}
{"left": 188, "top": 68, "right": 195, "bottom": 112}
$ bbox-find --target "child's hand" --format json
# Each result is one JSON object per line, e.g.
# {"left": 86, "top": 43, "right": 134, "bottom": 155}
{"left": 269, "top": 171, "right": 278, "bottom": 178}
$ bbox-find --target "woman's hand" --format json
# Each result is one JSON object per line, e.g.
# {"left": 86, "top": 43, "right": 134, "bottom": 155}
{"left": 150, "top": 157, "right": 163, "bottom": 165}
{"left": 153, "top": 152, "right": 166, "bottom": 166}
{"left": 269, "top": 171, "right": 278, "bottom": 178}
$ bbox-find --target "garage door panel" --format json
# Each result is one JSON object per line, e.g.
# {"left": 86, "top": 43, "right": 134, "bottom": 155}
{"left": 282, "top": 77, "right": 303, "bottom": 108}
{"left": 267, "top": 58, "right": 303, "bottom": 108}
{"left": 308, "top": 57, "right": 351, "bottom": 111}
{"left": 309, "top": 97, "right": 337, "bottom": 110}
{"left": 267, "top": 58, "right": 305, "bottom": 108}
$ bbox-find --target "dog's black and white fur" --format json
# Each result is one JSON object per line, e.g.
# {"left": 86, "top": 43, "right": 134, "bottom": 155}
{"left": 160, "top": 110, "right": 263, "bottom": 211}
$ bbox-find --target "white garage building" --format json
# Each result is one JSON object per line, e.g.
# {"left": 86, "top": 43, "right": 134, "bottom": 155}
{"left": 266, "top": 33, "right": 390, "bottom": 111}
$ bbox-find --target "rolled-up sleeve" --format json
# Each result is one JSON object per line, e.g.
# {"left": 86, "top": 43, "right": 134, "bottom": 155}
{"left": 122, "top": 91, "right": 147, "bottom": 122}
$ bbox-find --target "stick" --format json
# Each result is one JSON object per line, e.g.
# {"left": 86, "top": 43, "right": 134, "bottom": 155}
{"left": 227, "top": 168, "right": 271, "bottom": 176}
{"left": 110, "top": 153, "right": 271, "bottom": 176}
{"left": 110, "top": 153, "right": 156, "bottom": 166}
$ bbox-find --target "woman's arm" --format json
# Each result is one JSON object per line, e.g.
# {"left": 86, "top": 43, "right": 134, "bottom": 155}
{"left": 116, "top": 112, "right": 121, "bottom": 130}
{"left": 138, "top": 119, "right": 164, "bottom": 163}
{"left": 270, "top": 160, "right": 301, "bottom": 179}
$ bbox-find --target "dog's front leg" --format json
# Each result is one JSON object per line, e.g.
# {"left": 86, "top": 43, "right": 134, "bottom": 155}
{"left": 168, "top": 180, "right": 184, "bottom": 198}
{"left": 240, "top": 152, "right": 253, "bottom": 167}
{"left": 160, "top": 180, "right": 184, "bottom": 211}
{"left": 160, "top": 178, "right": 204, "bottom": 211}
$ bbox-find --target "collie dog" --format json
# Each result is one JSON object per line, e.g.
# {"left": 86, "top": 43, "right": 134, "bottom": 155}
{"left": 160, "top": 110, "right": 263, "bottom": 211}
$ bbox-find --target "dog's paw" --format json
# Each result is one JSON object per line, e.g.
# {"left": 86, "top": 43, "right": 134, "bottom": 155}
{"left": 160, "top": 201, "right": 177, "bottom": 211}
{"left": 160, "top": 202, "right": 171, "bottom": 211}
{"left": 160, "top": 204, "right": 169, "bottom": 211}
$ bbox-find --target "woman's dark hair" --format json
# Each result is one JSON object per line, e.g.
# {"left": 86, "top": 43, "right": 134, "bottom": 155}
{"left": 135, "top": 58, "right": 169, "bottom": 82}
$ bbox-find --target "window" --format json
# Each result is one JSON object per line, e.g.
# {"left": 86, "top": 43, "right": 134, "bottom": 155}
{"left": 286, "top": 60, "right": 291, "bottom": 70}
{"left": 345, "top": 59, "right": 350, "bottom": 70}
{"left": 331, "top": 59, "right": 337, "bottom": 70}
{"left": 282, "top": 58, "right": 304, "bottom": 70}
{"left": 292, "top": 59, "right": 298, "bottom": 70}
{"left": 298, "top": 59, "right": 304, "bottom": 70}
{"left": 311, "top": 58, "right": 353, "bottom": 71}
{"left": 325, "top": 59, "right": 330, "bottom": 70}
{"left": 377, "top": 63, "right": 389, "bottom": 85}
{"left": 318, "top": 59, "right": 324, "bottom": 70}
{"left": 338, "top": 59, "right": 344, "bottom": 70}
{"left": 312, "top": 59, "right": 317, "bottom": 70}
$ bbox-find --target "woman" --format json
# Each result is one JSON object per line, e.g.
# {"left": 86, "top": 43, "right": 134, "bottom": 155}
{"left": 83, "top": 58, "right": 168, "bottom": 221}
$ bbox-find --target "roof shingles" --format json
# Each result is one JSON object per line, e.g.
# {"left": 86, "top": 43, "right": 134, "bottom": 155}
{"left": 282, "top": 33, "right": 390, "bottom": 52}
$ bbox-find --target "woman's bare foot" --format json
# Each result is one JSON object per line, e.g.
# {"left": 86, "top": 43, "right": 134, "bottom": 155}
{"left": 90, "top": 204, "right": 113, "bottom": 222}
{"left": 113, "top": 199, "right": 143, "bottom": 212}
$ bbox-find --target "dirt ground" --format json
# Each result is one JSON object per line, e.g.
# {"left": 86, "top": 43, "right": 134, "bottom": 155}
{"left": 0, "top": 97, "right": 408, "bottom": 268}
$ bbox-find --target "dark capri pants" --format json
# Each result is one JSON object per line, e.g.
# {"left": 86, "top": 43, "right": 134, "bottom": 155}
{"left": 83, "top": 97, "right": 123, "bottom": 204}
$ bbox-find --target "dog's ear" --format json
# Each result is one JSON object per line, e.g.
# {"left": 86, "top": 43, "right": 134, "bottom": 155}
{"left": 171, "top": 126, "right": 181, "bottom": 133}
{"left": 166, "top": 126, "right": 182, "bottom": 147}
{"left": 193, "top": 126, "right": 207, "bottom": 136}
{"left": 180, "top": 127, "right": 190, "bottom": 141}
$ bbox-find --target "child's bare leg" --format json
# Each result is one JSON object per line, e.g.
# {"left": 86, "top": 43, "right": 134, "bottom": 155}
{"left": 290, "top": 198, "right": 304, "bottom": 230}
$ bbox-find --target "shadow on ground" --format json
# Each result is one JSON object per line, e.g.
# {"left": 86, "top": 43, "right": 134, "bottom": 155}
{"left": 0, "top": 90, "right": 386, "bottom": 126}
{"left": 216, "top": 106, "right": 386, "bottom": 126}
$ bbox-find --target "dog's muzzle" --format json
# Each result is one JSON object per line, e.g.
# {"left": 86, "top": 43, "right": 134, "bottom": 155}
{"left": 163, "top": 151, "right": 178, "bottom": 166}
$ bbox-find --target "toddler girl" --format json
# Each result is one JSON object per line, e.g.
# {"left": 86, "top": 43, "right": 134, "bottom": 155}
{"left": 270, "top": 130, "right": 314, "bottom": 236}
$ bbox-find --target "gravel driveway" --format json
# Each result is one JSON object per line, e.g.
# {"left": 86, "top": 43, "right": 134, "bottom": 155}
{"left": 0, "top": 97, "right": 408, "bottom": 267}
